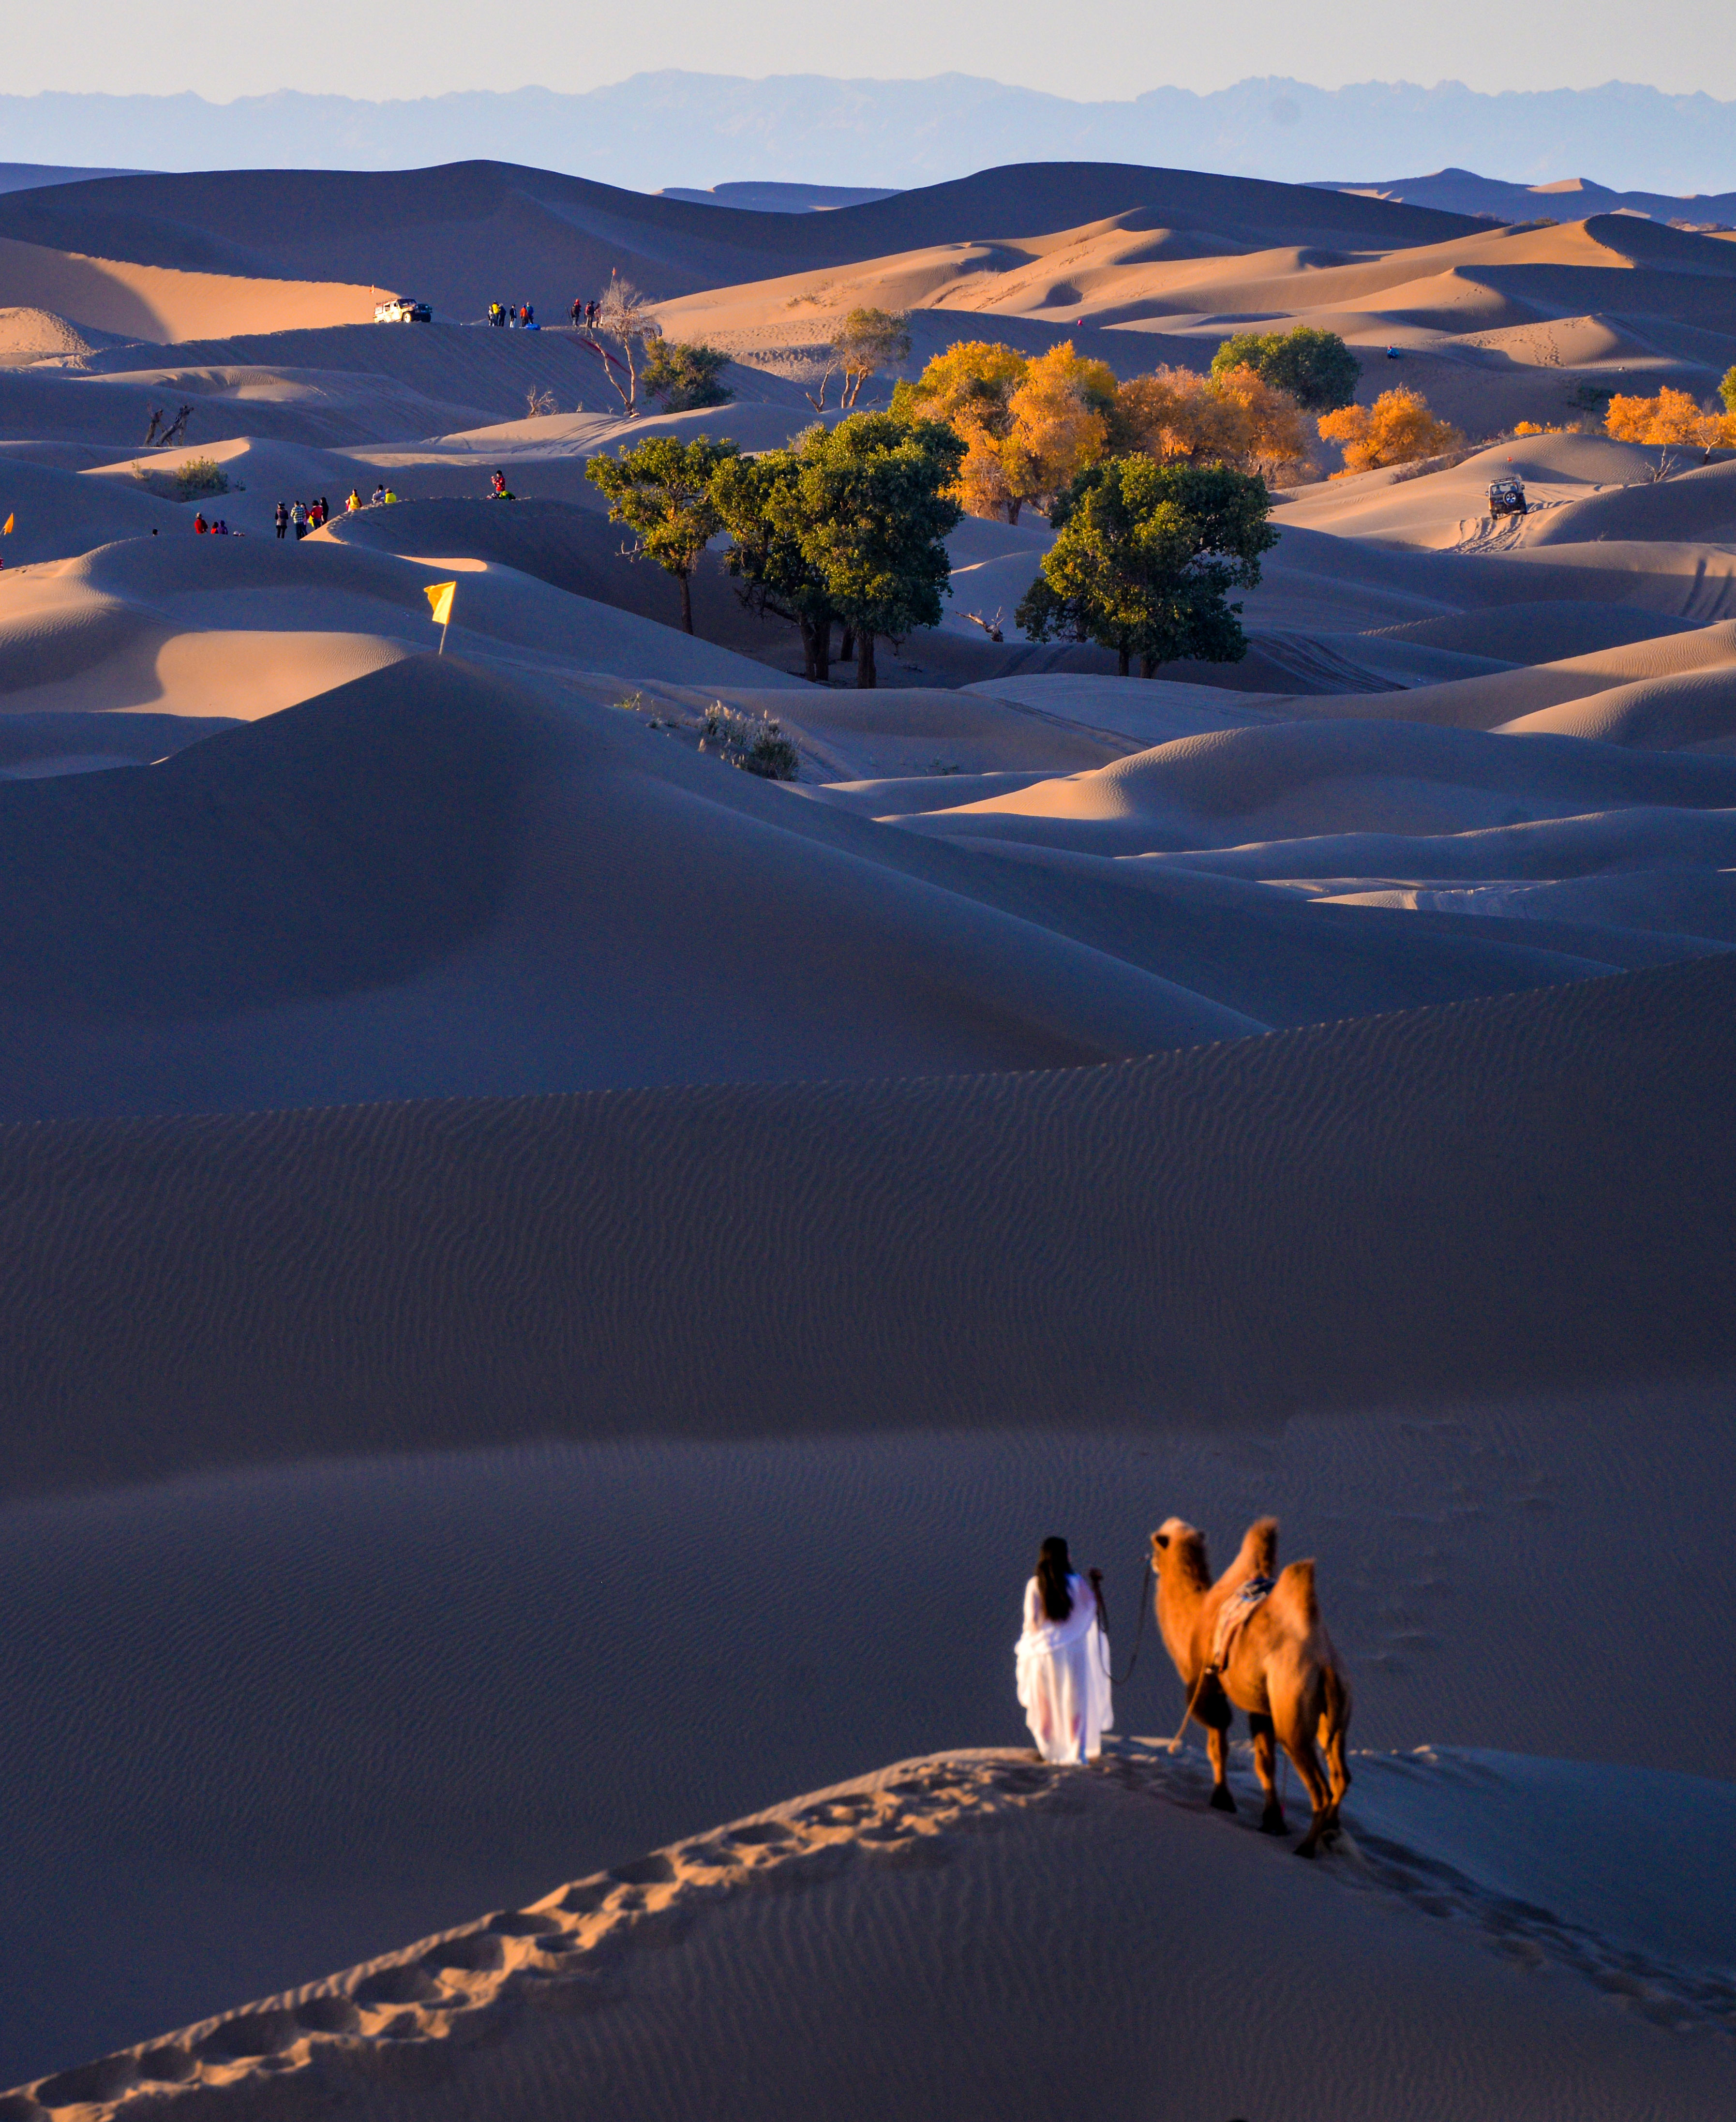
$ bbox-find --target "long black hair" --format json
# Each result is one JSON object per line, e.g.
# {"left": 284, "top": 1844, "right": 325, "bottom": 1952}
{"left": 1035, "top": 1536, "right": 1074, "bottom": 1621}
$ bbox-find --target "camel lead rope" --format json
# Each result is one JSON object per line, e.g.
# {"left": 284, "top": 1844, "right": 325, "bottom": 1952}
{"left": 1098, "top": 1560, "right": 1152, "bottom": 1689}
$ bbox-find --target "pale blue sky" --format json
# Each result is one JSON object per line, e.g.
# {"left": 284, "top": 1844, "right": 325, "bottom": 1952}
{"left": 7, "top": 0, "right": 1731, "bottom": 104}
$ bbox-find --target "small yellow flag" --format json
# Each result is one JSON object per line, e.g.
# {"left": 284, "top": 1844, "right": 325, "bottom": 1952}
{"left": 1, "top": 514, "right": 13, "bottom": 535}
{"left": 425, "top": 581, "right": 456, "bottom": 628}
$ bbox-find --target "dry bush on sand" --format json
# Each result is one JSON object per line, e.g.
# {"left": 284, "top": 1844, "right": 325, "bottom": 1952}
{"left": 698, "top": 702, "right": 800, "bottom": 779}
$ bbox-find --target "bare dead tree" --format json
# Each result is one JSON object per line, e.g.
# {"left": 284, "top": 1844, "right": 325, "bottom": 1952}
{"left": 595, "top": 282, "right": 661, "bottom": 417}
{"left": 159, "top": 403, "right": 194, "bottom": 447}
{"left": 962, "top": 607, "right": 1004, "bottom": 643}
{"left": 142, "top": 406, "right": 165, "bottom": 446}
{"left": 526, "top": 384, "right": 557, "bottom": 418}
{"left": 798, "top": 355, "right": 838, "bottom": 413}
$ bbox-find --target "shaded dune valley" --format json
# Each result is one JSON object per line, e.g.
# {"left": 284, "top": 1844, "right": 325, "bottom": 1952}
{"left": 0, "top": 149, "right": 1734, "bottom": 2122}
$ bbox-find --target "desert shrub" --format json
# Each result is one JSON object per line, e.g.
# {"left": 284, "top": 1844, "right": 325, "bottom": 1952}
{"left": 642, "top": 341, "right": 734, "bottom": 411}
{"left": 1318, "top": 388, "right": 1463, "bottom": 473}
{"left": 1211, "top": 327, "right": 1360, "bottom": 411}
{"left": 698, "top": 702, "right": 799, "bottom": 778}
{"left": 1605, "top": 387, "right": 1735, "bottom": 448}
{"left": 134, "top": 455, "right": 229, "bottom": 501}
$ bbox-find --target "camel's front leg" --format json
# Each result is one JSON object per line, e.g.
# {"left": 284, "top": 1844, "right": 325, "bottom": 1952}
{"left": 1249, "top": 1714, "right": 1285, "bottom": 1834}
{"left": 1204, "top": 1720, "right": 1236, "bottom": 1812}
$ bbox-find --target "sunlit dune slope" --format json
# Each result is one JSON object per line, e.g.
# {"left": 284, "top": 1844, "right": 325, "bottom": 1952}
{"left": 0, "top": 235, "right": 379, "bottom": 342}
{"left": 0, "top": 162, "right": 1479, "bottom": 315}
{"left": 13, "top": 1745, "right": 1732, "bottom": 2122}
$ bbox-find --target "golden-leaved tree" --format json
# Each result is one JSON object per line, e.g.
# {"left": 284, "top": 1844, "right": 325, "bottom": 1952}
{"left": 999, "top": 342, "right": 1118, "bottom": 519}
{"left": 893, "top": 342, "right": 1029, "bottom": 519}
{"left": 1211, "top": 363, "right": 1313, "bottom": 484}
{"left": 1605, "top": 387, "right": 1736, "bottom": 447}
{"left": 1317, "top": 388, "right": 1462, "bottom": 474}
{"left": 1110, "top": 365, "right": 1249, "bottom": 465}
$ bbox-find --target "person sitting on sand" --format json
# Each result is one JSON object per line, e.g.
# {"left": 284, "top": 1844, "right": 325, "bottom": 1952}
{"left": 345, "top": 490, "right": 360, "bottom": 513}
{"left": 371, "top": 485, "right": 386, "bottom": 506}
{"left": 193, "top": 512, "right": 208, "bottom": 534}
{"left": 1015, "top": 1536, "right": 1112, "bottom": 1765}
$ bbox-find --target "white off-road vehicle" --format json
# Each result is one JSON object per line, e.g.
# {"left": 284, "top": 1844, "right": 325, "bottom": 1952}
{"left": 374, "top": 297, "right": 432, "bottom": 324}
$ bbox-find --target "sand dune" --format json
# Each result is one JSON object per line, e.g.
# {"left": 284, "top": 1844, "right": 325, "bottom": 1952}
{"left": 8, "top": 1742, "right": 1728, "bottom": 2122}
{"left": 0, "top": 162, "right": 1478, "bottom": 318}
{"left": 903, "top": 715, "right": 1736, "bottom": 854}
{"left": 3, "top": 943, "right": 1731, "bottom": 1489}
{"left": 0, "top": 235, "right": 379, "bottom": 343}
{"left": 0, "top": 656, "right": 1269, "bottom": 1122}
{"left": 5, "top": 1383, "right": 1733, "bottom": 2088}
{"left": 7, "top": 153, "right": 1736, "bottom": 2113}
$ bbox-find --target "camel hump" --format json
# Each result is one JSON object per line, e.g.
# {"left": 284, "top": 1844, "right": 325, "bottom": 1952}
{"left": 1242, "top": 1517, "right": 1279, "bottom": 1575}
{"left": 1269, "top": 1558, "right": 1320, "bottom": 1631}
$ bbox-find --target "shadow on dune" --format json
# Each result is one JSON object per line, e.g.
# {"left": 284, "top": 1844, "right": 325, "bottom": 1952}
{"left": 2, "top": 948, "right": 1732, "bottom": 1493}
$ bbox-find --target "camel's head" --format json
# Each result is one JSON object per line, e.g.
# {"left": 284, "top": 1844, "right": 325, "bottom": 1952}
{"left": 1150, "top": 1517, "right": 1211, "bottom": 1590}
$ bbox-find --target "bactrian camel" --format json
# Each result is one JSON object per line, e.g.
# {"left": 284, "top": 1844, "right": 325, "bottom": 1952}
{"left": 1149, "top": 1516, "right": 1352, "bottom": 1857}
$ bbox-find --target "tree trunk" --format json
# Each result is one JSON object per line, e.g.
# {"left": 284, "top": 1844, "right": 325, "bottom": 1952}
{"left": 679, "top": 570, "right": 694, "bottom": 635}
{"left": 813, "top": 617, "right": 831, "bottom": 683}
{"left": 1138, "top": 652, "right": 1155, "bottom": 679}
{"left": 838, "top": 625, "right": 855, "bottom": 663}
{"left": 1007, "top": 499, "right": 1021, "bottom": 525}
{"left": 855, "top": 631, "right": 877, "bottom": 688}
{"left": 1118, "top": 643, "right": 1131, "bottom": 677}
{"left": 798, "top": 619, "right": 818, "bottom": 681}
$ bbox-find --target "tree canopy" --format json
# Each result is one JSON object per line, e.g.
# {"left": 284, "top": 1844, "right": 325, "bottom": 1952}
{"left": 1017, "top": 457, "right": 1277, "bottom": 677}
{"left": 712, "top": 414, "right": 964, "bottom": 685}
{"left": 1605, "top": 385, "right": 1735, "bottom": 448}
{"left": 641, "top": 340, "right": 733, "bottom": 411}
{"left": 833, "top": 308, "right": 912, "bottom": 408}
{"left": 711, "top": 446, "right": 842, "bottom": 679}
{"left": 1317, "top": 387, "right": 1462, "bottom": 473}
{"left": 1211, "top": 327, "right": 1361, "bottom": 412}
{"left": 585, "top": 433, "right": 738, "bottom": 634}
{"left": 786, "top": 412, "right": 966, "bottom": 686}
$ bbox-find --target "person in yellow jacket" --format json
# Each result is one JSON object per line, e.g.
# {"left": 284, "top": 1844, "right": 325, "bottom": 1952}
{"left": 345, "top": 490, "right": 361, "bottom": 513}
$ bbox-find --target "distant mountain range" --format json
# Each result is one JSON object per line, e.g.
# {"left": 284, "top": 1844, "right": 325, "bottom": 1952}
{"left": 4, "top": 75, "right": 1736, "bottom": 196}
{"left": 1321, "top": 167, "right": 1736, "bottom": 230}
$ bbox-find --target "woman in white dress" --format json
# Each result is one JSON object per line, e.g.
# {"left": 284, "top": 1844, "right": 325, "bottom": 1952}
{"left": 1015, "top": 1536, "right": 1113, "bottom": 1764}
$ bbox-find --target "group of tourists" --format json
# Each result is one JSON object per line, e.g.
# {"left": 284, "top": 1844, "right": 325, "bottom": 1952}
{"left": 488, "top": 302, "right": 539, "bottom": 329}
{"left": 273, "top": 498, "right": 330, "bottom": 539}
{"left": 571, "top": 298, "right": 601, "bottom": 330}
{"left": 191, "top": 513, "right": 235, "bottom": 536}
{"left": 270, "top": 490, "right": 397, "bottom": 538}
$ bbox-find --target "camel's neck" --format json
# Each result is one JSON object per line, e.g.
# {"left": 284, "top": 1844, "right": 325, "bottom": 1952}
{"left": 1155, "top": 1573, "right": 1207, "bottom": 1675}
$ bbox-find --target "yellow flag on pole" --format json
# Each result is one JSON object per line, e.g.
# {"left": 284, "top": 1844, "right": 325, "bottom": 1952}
{"left": 2, "top": 514, "right": 13, "bottom": 535}
{"left": 425, "top": 581, "right": 455, "bottom": 627}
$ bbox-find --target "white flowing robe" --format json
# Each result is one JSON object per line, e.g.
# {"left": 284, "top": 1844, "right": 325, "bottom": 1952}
{"left": 1015, "top": 1573, "right": 1113, "bottom": 1763}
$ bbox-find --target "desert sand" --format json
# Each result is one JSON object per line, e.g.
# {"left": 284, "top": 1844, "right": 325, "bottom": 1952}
{"left": 1, "top": 153, "right": 1733, "bottom": 2118}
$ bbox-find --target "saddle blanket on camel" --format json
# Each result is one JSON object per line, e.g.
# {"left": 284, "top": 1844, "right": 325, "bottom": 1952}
{"left": 1210, "top": 1573, "right": 1276, "bottom": 1673}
